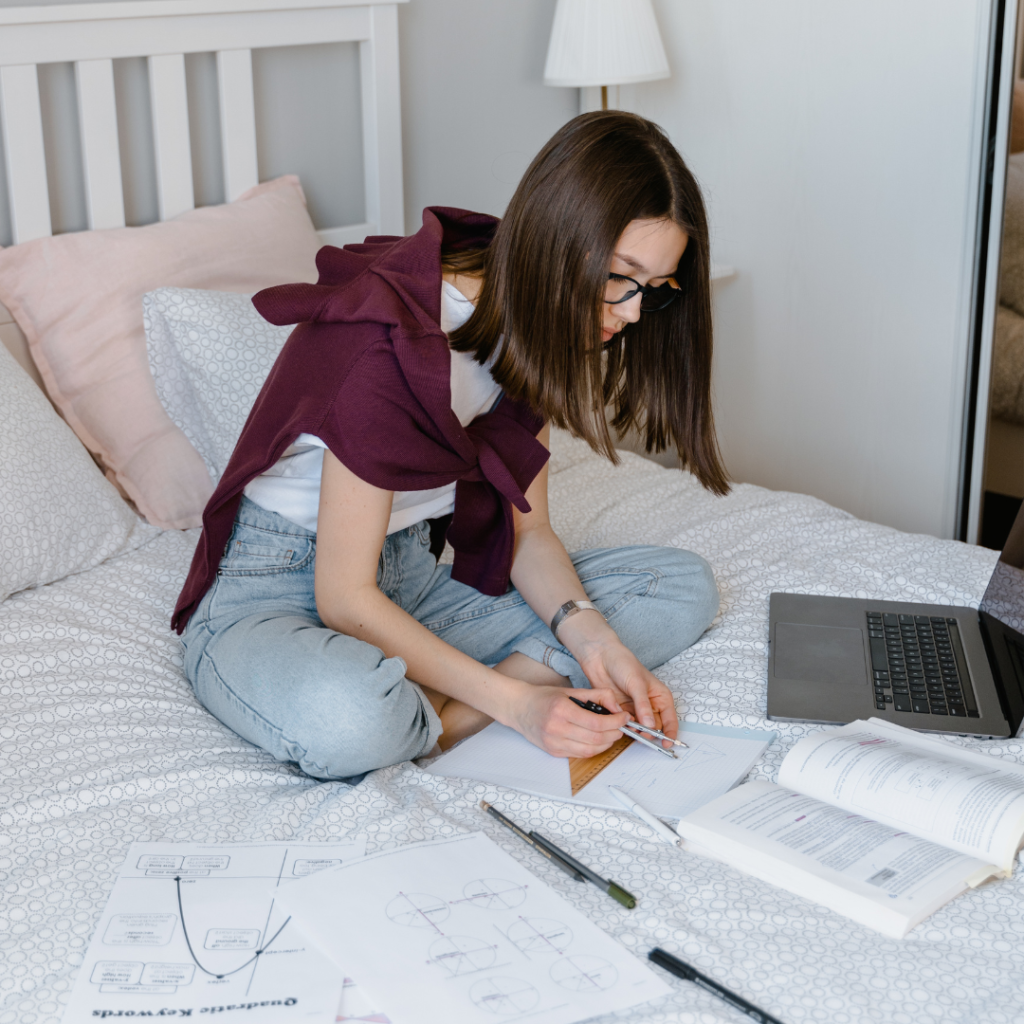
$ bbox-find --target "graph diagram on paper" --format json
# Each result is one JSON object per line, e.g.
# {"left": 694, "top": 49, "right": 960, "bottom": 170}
{"left": 276, "top": 833, "right": 673, "bottom": 1024}
{"left": 63, "top": 840, "right": 365, "bottom": 1024}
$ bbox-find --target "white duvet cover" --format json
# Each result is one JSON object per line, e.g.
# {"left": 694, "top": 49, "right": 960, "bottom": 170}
{"left": 1, "top": 432, "right": 1021, "bottom": 1024}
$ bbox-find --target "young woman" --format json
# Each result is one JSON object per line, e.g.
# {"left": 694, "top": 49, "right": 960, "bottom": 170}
{"left": 173, "top": 111, "right": 729, "bottom": 781}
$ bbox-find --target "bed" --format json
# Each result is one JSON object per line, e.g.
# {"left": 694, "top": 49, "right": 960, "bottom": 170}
{"left": 2, "top": 5, "right": 1024, "bottom": 1024}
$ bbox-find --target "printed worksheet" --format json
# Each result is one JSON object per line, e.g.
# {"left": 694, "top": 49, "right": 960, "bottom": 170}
{"left": 63, "top": 840, "right": 365, "bottom": 1024}
{"left": 425, "top": 721, "right": 774, "bottom": 819}
{"left": 277, "top": 832, "right": 672, "bottom": 1024}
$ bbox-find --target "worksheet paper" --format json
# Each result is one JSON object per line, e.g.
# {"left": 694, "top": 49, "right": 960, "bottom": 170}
{"left": 277, "top": 833, "right": 672, "bottom": 1024}
{"left": 62, "top": 840, "right": 365, "bottom": 1024}
{"left": 424, "top": 721, "right": 774, "bottom": 819}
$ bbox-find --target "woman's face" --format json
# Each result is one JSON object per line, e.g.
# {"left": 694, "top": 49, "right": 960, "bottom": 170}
{"left": 601, "top": 218, "right": 689, "bottom": 344}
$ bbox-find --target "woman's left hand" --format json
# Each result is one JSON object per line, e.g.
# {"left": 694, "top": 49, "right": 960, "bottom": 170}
{"left": 576, "top": 639, "right": 679, "bottom": 744}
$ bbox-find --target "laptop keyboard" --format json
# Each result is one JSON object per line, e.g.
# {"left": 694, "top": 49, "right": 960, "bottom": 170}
{"left": 866, "top": 612, "right": 980, "bottom": 717}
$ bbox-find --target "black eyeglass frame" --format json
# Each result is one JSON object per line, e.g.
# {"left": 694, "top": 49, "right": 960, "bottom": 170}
{"left": 605, "top": 272, "right": 682, "bottom": 312}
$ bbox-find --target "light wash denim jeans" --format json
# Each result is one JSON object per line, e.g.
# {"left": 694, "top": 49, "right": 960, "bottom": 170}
{"left": 181, "top": 496, "right": 719, "bottom": 781}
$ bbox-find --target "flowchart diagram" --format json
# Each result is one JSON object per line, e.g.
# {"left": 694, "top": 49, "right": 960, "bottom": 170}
{"left": 64, "top": 840, "right": 365, "bottom": 1024}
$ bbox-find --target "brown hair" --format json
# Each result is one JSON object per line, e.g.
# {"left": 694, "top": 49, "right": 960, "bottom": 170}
{"left": 445, "top": 110, "right": 729, "bottom": 495}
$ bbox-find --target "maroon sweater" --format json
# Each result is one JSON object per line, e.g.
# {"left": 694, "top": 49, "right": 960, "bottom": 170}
{"left": 172, "top": 207, "right": 549, "bottom": 633}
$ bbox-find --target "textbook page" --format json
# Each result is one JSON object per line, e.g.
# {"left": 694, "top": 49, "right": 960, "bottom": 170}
{"left": 424, "top": 721, "right": 773, "bottom": 819}
{"left": 277, "top": 832, "right": 672, "bottom": 1024}
{"left": 676, "top": 780, "right": 997, "bottom": 938}
{"left": 777, "top": 720, "right": 1024, "bottom": 872}
{"left": 62, "top": 840, "right": 365, "bottom": 1024}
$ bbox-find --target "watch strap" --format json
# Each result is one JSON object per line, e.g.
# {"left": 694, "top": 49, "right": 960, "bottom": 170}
{"left": 550, "top": 599, "right": 603, "bottom": 639}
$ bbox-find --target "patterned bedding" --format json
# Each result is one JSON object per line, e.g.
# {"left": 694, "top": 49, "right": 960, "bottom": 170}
{"left": 2, "top": 431, "right": 1021, "bottom": 1024}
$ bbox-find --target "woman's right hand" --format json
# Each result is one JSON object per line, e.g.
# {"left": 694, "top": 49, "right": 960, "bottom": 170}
{"left": 510, "top": 685, "right": 630, "bottom": 758}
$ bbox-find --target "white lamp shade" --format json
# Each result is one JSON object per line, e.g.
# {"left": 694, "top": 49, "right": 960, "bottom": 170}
{"left": 544, "top": 0, "right": 670, "bottom": 88}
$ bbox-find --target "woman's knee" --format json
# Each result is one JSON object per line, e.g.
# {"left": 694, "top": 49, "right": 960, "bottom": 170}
{"left": 662, "top": 547, "right": 719, "bottom": 638}
{"left": 192, "top": 615, "right": 440, "bottom": 780}
{"left": 603, "top": 546, "right": 718, "bottom": 667}
{"left": 272, "top": 659, "right": 440, "bottom": 778}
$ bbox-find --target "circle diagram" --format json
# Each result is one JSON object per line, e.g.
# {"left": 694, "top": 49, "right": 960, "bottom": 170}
{"left": 428, "top": 935, "right": 497, "bottom": 977}
{"left": 550, "top": 955, "right": 618, "bottom": 992}
{"left": 469, "top": 976, "right": 539, "bottom": 1015}
{"left": 506, "top": 918, "right": 573, "bottom": 955}
{"left": 385, "top": 892, "right": 450, "bottom": 929}
{"left": 460, "top": 878, "right": 528, "bottom": 910}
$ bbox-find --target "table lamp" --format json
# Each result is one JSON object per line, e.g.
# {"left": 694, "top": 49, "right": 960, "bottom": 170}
{"left": 544, "top": 0, "right": 670, "bottom": 111}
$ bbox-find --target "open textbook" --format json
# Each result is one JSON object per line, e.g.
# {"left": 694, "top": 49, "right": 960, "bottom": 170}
{"left": 675, "top": 718, "right": 1024, "bottom": 938}
{"left": 424, "top": 721, "right": 774, "bottom": 819}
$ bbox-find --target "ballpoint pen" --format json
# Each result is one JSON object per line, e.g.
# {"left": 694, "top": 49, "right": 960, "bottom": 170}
{"left": 568, "top": 695, "right": 686, "bottom": 757}
{"left": 607, "top": 785, "right": 681, "bottom": 846}
{"left": 529, "top": 832, "right": 636, "bottom": 909}
{"left": 480, "top": 801, "right": 586, "bottom": 883}
{"left": 648, "top": 948, "right": 786, "bottom": 1024}
{"left": 480, "top": 802, "right": 636, "bottom": 909}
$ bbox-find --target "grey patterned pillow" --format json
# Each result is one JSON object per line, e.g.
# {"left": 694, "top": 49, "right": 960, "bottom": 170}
{"left": 0, "top": 342, "right": 140, "bottom": 602}
{"left": 143, "top": 288, "right": 292, "bottom": 484}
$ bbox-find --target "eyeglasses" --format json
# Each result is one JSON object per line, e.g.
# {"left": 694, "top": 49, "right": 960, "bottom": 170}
{"left": 605, "top": 273, "right": 681, "bottom": 311}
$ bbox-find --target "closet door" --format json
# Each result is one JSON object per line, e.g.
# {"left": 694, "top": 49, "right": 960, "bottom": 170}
{"left": 965, "top": 0, "right": 1024, "bottom": 544}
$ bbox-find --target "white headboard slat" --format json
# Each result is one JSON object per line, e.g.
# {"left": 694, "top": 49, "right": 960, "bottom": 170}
{"left": 0, "top": 65, "right": 51, "bottom": 243}
{"left": 75, "top": 59, "right": 126, "bottom": 229}
{"left": 148, "top": 53, "right": 195, "bottom": 219}
{"left": 216, "top": 48, "right": 259, "bottom": 201}
{"left": 0, "top": 0, "right": 406, "bottom": 250}
{"left": 360, "top": 3, "right": 403, "bottom": 236}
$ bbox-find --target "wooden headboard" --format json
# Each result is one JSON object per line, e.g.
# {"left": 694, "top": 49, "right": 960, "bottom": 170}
{"left": 0, "top": 0, "right": 408, "bottom": 390}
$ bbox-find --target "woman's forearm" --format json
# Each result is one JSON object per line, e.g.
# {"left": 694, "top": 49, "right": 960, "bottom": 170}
{"left": 509, "top": 522, "right": 621, "bottom": 663}
{"left": 319, "top": 584, "right": 529, "bottom": 725}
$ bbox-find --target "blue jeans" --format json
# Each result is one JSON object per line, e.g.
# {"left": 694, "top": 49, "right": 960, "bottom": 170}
{"left": 180, "top": 496, "right": 719, "bottom": 780}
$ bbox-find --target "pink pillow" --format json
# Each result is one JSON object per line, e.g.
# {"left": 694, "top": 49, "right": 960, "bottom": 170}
{"left": 0, "top": 176, "right": 320, "bottom": 529}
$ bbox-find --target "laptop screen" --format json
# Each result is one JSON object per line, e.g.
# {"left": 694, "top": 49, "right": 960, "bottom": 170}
{"left": 980, "top": 503, "right": 1024, "bottom": 636}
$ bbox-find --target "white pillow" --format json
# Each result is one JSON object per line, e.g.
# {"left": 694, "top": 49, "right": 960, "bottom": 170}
{"left": 0, "top": 342, "right": 140, "bottom": 602}
{"left": 144, "top": 287, "right": 292, "bottom": 484}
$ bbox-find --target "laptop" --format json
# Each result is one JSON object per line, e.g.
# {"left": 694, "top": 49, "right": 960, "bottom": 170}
{"left": 767, "top": 504, "right": 1024, "bottom": 739}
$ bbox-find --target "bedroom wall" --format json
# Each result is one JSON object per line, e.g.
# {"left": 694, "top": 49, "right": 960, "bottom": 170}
{"left": 616, "top": 0, "right": 993, "bottom": 540}
{"left": 0, "top": 0, "right": 997, "bottom": 540}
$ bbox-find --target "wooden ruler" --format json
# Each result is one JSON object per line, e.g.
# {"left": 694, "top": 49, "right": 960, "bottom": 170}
{"left": 567, "top": 734, "right": 632, "bottom": 796}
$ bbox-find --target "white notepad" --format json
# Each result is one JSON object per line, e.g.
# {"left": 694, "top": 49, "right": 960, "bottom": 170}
{"left": 424, "top": 721, "right": 774, "bottom": 820}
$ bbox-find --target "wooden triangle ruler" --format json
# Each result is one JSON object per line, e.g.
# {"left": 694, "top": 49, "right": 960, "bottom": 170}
{"left": 567, "top": 734, "right": 632, "bottom": 796}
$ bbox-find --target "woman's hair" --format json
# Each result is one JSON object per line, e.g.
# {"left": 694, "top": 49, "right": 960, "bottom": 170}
{"left": 444, "top": 110, "right": 729, "bottom": 495}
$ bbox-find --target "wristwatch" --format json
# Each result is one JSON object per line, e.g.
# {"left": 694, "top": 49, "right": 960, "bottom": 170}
{"left": 550, "top": 600, "right": 604, "bottom": 639}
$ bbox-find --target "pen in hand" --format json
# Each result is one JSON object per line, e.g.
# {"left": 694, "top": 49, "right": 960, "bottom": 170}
{"left": 567, "top": 695, "right": 687, "bottom": 755}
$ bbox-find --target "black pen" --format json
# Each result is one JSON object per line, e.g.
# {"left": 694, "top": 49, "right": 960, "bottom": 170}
{"left": 568, "top": 695, "right": 687, "bottom": 754}
{"left": 529, "top": 831, "right": 636, "bottom": 909}
{"left": 480, "top": 801, "right": 586, "bottom": 883}
{"left": 648, "top": 948, "right": 786, "bottom": 1024}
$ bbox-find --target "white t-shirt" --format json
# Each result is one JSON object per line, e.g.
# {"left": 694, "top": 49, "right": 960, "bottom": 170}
{"left": 243, "top": 281, "right": 501, "bottom": 535}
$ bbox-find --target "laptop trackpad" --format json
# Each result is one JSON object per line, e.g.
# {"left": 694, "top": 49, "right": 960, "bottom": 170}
{"left": 774, "top": 622, "right": 867, "bottom": 686}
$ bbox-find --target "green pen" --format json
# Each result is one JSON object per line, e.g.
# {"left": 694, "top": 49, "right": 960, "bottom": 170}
{"left": 529, "top": 831, "right": 637, "bottom": 910}
{"left": 480, "top": 801, "right": 587, "bottom": 883}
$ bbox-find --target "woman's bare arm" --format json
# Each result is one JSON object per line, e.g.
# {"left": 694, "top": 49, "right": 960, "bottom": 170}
{"left": 509, "top": 425, "right": 679, "bottom": 740}
{"left": 313, "top": 448, "right": 629, "bottom": 756}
